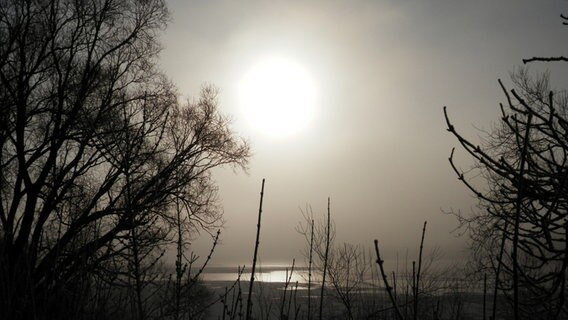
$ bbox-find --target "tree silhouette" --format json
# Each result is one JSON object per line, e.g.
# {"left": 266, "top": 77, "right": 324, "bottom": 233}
{"left": 445, "top": 69, "right": 568, "bottom": 318}
{"left": 0, "top": 1, "right": 249, "bottom": 318}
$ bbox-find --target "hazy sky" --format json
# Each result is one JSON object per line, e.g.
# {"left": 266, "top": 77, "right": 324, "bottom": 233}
{"left": 159, "top": 0, "right": 568, "bottom": 266}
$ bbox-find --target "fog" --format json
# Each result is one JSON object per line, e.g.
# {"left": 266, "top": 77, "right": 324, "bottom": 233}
{"left": 160, "top": 0, "right": 568, "bottom": 266}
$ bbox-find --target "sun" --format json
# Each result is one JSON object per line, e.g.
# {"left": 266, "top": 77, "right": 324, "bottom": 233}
{"left": 239, "top": 57, "right": 318, "bottom": 137}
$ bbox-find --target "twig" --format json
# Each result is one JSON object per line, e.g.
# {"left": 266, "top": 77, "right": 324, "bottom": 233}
{"left": 319, "top": 197, "right": 332, "bottom": 320}
{"left": 281, "top": 259, "right": 296, "bottom": 319}
{"left": 522, "top": 56, "right": 568, "bottom": 64}
{"left": 308, "top": 218, "right": 314, "bottom": 320}
{"left": 512, "top": 114, "right": 532, "bottom": 320}
{"left": 374, "top": 239, "right": 404, "bottom": 320}
{"left": 188, "top": 229, "right": 220, "bottom": 290}
{"left": 246, "top": 179, "right": 265, "bottom": 320}
{"left": 492, "top": 223, "right": 509, "bottom": 320}
{"left": 414, "top": 221, "right": 427, "bottom": 320}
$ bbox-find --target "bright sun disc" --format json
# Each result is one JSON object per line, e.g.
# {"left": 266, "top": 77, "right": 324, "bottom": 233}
{"left": 239, "top": 57, "right": 317, "bottom": 137}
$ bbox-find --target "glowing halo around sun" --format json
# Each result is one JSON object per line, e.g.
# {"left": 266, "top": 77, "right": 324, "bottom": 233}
{"left": 239, "top": 57, "right": 318, "bottom": 137}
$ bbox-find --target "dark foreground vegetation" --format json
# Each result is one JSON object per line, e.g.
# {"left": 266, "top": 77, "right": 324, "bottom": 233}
{"left": 1, "top": 0, "right": 568, "bottom": 319}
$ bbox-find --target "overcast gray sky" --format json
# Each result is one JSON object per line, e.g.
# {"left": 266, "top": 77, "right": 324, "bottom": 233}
{"left": 159, "top": 0, "right": 568, "bottom": 266}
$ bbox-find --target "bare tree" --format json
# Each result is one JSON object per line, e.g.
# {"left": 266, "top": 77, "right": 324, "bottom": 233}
{"left": 445, "top": 68, "right": 568, "bottom": 318}
{"left": 297, "top": 201, "right": 336, "bottom": 320}
{"left": 326, "top": 243, "right": 373, "bottom": 319}
{"left": 0, "top": 1, "right": 250, "bottom": 319}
